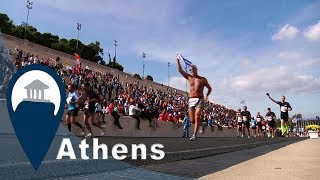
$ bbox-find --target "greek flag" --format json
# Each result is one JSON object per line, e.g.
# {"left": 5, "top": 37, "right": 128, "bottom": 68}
{"left": 177, "top": 54, "right": 192, "bottom": 67}
{"left": 240, "top": 100, "right": 246, "bottom": 104}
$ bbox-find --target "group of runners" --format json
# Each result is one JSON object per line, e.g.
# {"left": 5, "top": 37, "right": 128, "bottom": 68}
{"left": 235, "top": 99, "right": 292, "bottom": 138}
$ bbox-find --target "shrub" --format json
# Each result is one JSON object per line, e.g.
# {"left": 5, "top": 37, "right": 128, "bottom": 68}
{"left": 305, "top": 125, "right": 320, "bottom": 131}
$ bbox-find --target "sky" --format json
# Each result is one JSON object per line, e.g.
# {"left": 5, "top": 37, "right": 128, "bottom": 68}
{"left": 1, "top": 0, "right": 320, "bottom": 117}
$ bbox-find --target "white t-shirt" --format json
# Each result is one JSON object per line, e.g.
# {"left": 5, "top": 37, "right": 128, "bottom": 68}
{"left": 129, "top": 105, "right": 136, "bottom": 116}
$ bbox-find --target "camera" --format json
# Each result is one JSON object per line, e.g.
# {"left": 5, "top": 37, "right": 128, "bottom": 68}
{"left": 266, "top": 93, "right": 269, "bottom": 96}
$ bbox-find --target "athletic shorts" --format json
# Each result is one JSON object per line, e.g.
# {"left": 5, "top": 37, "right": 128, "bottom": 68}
{"left": 244, "top": 121, "right": 250, "bottom": 128}
{"left": 252, "top": 126, "right": 257, "bottom": 130}
{"left": 268, "top": 120, "right": 276, "bottom": 128}
{"left": 257, "top": 122, "right": 262, "bottom": 129}
{"left": 189, "top": 97, "right": 205, "bottom": 110}
{"left": 84, "top": 109, "right": 95, "bottom": 116}
{"left": 96, "top": 111, "right": 103, "bottom": 115}
{"left": 67, "top": 108, "right": 78, "bottom": 116}
{"left": 281, "top": 115, "right": 289, "bottom": 122}
{"left": 238, "top": 122, "right": 243, "bottom": 127}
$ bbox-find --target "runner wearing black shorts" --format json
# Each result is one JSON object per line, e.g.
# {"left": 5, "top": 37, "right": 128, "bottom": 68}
{"left": 241, "top": 106, "right": 251, "bottom": 138}
{"left": 81, "top": 83, "right": 105, "bottom": 138}
{"left": 236, "top": 109, "right": 243, "bottom": 137}
{"left": 267, "top": 94, "right": 292, "bottom": 137}
{"left": 66, "top": 84, "right": 85, "bottom": 136}
{"left": 256, "top": 112, "right": 264, "bottom": 137}
{"left": 266, "top": 108, "right": 276, "bottom": 138}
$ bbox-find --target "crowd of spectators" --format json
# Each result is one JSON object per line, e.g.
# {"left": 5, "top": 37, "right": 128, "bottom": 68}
{"left": 11, "top": 47, "right": 237, "bottom": 133}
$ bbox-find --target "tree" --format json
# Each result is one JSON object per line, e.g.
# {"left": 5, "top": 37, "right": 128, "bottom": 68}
{"left": 107, "top": 62, "right": 124, "bottom": 71}
{"left": 145, "top": 75, "right": 153, "bottom": 81}
{"left": 0, "top": 13, "right": 14, "bottom": 34}
{"left": 10, "top": 25, "right": 24, "bottom": 39}
{"left": 292, "top": 114, "right": 302, "bottom": 120}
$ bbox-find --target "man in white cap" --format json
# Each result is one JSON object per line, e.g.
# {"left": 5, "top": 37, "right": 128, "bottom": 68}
{"left": 176, "top": 55, "right": 212, "bottom": 141}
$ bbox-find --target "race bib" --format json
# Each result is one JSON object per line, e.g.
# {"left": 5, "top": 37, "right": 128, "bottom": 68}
{"left": 281, "top": 106, "right": 287, "bottom": 112}
{"left": 251, "top": 122, "right": 256, "bottom": 126}
{"left": 189, "top": 98, "right": 199, "bottom": 107}
{"left": 267, "top": 116, "right": 272, "bottom": 121}
{"left": 257, "top": 118, "right": 261, "bottom": 122}
{"left": 243, "top": 116, "right": 248, "bottom": 121}
{"left": 237, "top": 117, "right": 242, "bottom": 122}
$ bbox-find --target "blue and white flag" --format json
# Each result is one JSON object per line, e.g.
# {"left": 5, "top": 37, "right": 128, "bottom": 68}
{"left": 177, "top": 54, "right": 192, "bottom": 67}
{"left": 240, "top": 100, "right": 246, "bottom": 104}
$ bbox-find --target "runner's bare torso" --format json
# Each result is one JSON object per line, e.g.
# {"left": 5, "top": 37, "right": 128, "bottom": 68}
{"left": 188, "top": 75, "right": 206, "bottom": 98}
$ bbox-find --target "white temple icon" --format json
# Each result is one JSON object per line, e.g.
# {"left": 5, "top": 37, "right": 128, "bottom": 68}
{"left": 24, "top": 80, "right": 50, "bottom": 102}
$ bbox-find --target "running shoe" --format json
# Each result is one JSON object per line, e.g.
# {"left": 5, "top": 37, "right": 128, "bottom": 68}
{"left": 190, "top": 135, "right": 196, "bottom": 141}
{"left": 100, "top": 130, "right": 105, "bottom": 136}
{"left": 85, "top": 133, "right": 93, "bottom": 138}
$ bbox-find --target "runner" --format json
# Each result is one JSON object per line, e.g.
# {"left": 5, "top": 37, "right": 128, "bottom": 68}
{"left": 241, "top": 106, "right": 251, "bottom": 138}
{"left": 256, "top": 112, "right": 264, "bottom": 137}
{"left": 236, "top": 109, "right": 243, "bottom": 137}
{"left": 80, "top": 83, "right": 105, "bottom": 138}
{"left": 267, "top": 94, "right": 292, "bottom": 137}
{"left": 95, "top": 98, "right": 104, "bottom": 125}
{"left": 250, "top": 117, "right": 257, "bottom": 137}
{"left": 265, "top": 108, "right": 276, "bottom": 138}
{"left": 177, "top": 55, "right": 212, "bottom": 141}
{"left": 65, "top": 84, "right": 85, "bottom": 136}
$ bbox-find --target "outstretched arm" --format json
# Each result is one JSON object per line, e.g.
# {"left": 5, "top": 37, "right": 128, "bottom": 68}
{"left": 267, "top": 94, "right": 278, "bottom": 104}
{"left": 176, "top": 56, "right": 190, "bottom": 80}
{"left": 204, "top": 78, "right": 212, "bottom": 101}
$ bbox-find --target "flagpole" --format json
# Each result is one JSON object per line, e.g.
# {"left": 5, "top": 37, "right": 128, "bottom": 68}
{"left": 168, "top": 62, "right": 170, "bottom": 87}
{"left": 185, "top": 65, "right": 188, "bottom": 93}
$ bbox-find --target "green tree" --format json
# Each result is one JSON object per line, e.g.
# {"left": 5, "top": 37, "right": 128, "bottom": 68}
{"left": 107, "top": 62, "right": 123, "bottom": 71}
{"left": 145, "top": 75, "right": 153, "bottom": 81}
{"left": 10, "top": 25, "right": 24, "bottom": 39}
{"left": 0, "top": 13, "right": 15, "bottom": 34}
{"left": 292, "top": 114, "right": 302, "bottom": 120}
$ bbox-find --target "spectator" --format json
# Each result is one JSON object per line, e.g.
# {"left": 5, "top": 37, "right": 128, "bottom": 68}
{"left": 108, "top": 99, "right": 123, "bottom": 129}
{"left": 129, "top": 101, "right": 141, "bottom": 130}
{"left": 183, "top": 114, "right": 191, "bottom": 138}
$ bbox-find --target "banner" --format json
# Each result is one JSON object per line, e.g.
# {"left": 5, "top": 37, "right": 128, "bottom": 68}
{"left": 177, "top": 54, "right": 192, "bottom": 67}
{"left": 74, "top": 53, "right": 80, "bottom": 64}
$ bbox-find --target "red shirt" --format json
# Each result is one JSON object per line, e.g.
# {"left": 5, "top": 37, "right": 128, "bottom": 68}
{"left": 108, "top": 103, "right": 114, "bottom": 114}
{"left": 159, "top": 114, "right": 164, "bottom": 121}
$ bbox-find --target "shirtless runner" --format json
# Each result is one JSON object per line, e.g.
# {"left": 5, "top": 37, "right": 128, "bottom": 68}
{"left": 177, "top": 55, "right": 212, "bottom": 141}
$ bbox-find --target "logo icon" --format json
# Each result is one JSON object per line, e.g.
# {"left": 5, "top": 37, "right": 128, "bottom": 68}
{"left": 6, "top": 64, "right": 66, "bottom": 170}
